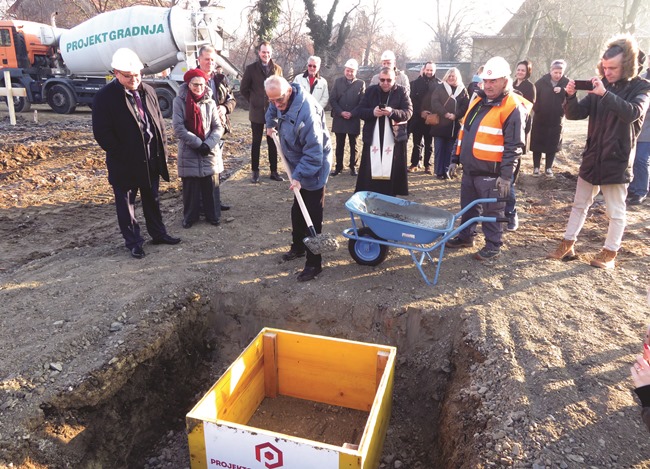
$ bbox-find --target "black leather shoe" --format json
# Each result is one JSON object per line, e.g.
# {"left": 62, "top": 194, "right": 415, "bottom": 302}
{"left": 331, "top": 169, "right": 341, "bottom": 176}
{"left": 220, "top": 204, "right": 230, "bottom": 211}
{"left": 182, "top": 221, "right": 193, "bottom": 229}
{"left": 270, "top": 171, "right": 285, "bottom": 181}
{"left": 152, "top": 234, "right": 181, "bottom": 245}
{"left": 251, "top": 171, "right": 260, "bottom": 183}
{"left": 208, "top": 219, "right": 221, "bottom": 226}
{"left": 297, "top": 265, "right": 322, "bottom": 282}
{"left": 627, "top": 195, "right": 646, "bottom": 206}
{"left": 130, "top": 246, "right": 145, "bottom": 259}
{"left": 281, "top": 249, "right": 305, "bottom": 262}
{"left": 350, "top": 168, "right": 357, "bottom": 176}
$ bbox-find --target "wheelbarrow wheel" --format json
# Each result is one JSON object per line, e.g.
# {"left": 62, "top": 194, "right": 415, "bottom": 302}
{"left": 348, "top": 227, "right": 389, "bottom": 266}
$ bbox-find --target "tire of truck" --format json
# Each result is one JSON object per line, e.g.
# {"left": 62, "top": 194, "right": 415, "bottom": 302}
{"left": 156, "top": 88, "right": 175, "bottom": 118}
{"left": 0, "top": 82, "right": 31, "bottom": 113}
{"left": 47, "top": 84, "right": 77, "bottom": 114}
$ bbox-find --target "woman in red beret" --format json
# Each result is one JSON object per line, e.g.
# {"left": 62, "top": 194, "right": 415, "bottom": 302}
{"left": 172, "top": 69, "right": 224, "bottom": 228}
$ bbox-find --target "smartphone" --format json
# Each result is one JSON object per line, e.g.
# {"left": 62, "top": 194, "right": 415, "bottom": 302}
{"left": 574, "top": 79, "right": 594, "bottom": 91}
{"left": 379, "top": 103, "right": 386, "bottom": 109}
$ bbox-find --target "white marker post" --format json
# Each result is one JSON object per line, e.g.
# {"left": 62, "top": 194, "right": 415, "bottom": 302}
{"left": 1, "top": 70, "right": 28, "bottom": 125}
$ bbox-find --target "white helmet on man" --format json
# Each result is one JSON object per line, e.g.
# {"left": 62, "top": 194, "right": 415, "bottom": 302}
{"left": 380, "top": 50, "right": 396, "bottom": 61}
{"left": 479, "top": 57, "right": 511, "bottom": 79}
{"left": 344, "top": 58, "right": 359, "bottom": 70}
{"left": 111, "top": 48, "right": 144, "bottom": 73}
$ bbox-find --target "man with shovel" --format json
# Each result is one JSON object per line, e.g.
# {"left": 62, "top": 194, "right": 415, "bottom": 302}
{"left": 265, "top": 76, "right": 333, "bottom": 282}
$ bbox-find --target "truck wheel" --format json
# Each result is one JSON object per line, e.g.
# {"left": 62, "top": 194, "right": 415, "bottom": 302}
{"left": 348, "top": 227, "right": 389, "bottom": 266}
{"left": 0, "top": 83, "right": 31, "bottom": 112}
{"left": 47, "top": 84, "right": 76, "bottom": 114}
{"left": 156, "top": 88, "right": 175, "bottom": 118}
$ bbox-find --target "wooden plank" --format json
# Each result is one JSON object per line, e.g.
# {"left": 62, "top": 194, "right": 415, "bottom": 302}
{"left": 1, "top": 70, "right": 26, "bottom": 126}
{"left": 376, "top": 351, "right": 389, "bottom": 391}
{"left": 185, "top": 418, "right": 207, "bottom": 469}
{"left": 275, "top": 331, "right": 392, "bottom": 410}
{"left": 339, "top": 450, "right": 362, "bottom": 468}
{"left": 263, "top": 332, "right": 278, "bottom": 398}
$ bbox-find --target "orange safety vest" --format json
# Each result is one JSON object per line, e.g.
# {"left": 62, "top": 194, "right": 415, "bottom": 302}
{"left": 456, "top": 93, "right": 532, "bottom": 162}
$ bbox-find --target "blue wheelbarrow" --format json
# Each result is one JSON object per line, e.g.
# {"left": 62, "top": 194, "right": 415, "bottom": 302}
{"left": 342, "top": 191, "right": 508, "bottom": 285}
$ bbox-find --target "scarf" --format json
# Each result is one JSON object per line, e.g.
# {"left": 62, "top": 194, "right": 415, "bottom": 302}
{"left": 185, "top": 89, "right": 206, "bottom": 140}
{"left": 443, "top": 82, "right": 465, "bottom": 99}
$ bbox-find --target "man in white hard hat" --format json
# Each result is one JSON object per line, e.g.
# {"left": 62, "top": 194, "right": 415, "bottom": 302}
{"left": 371, "top": 50, "right": 410, "bottom": 95}
{"left": 329, "top": 58, "right": 365, "bottom": 176}
{"left": 445, "top": 56, "right": 531, "bottom": 260}
{"left": 92, "top": 48, "right": 180, "bottom": 259}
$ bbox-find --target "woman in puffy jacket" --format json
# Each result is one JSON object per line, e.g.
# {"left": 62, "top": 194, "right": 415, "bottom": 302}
{"left": 172, "top": 69, "right": 224, "bottom": 228}
{"left": 429, "top": 67, "right": 469, "bottom": 179}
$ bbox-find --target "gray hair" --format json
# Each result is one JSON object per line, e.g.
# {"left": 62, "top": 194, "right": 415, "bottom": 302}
{"left": 198, "top": 45, "right": 217, "bottom": 57}
{"left": 308, "top": 56, "right": 321, "bottom": 67}
{"left": 550, "top": 59, "right": 567, "bottom": 70}
{"left": 264, "top": 75, "right": 291, "bottom": 94}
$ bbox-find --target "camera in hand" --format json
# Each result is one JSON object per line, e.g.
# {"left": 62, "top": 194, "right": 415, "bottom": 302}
{"left": 379, "top": 104, "right": 386, "bottom": 109}
{"left": 574, "top": 80, "right": 594, "bottom": 91}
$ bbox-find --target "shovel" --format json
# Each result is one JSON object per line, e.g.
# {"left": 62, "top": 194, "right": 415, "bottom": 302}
{"left": 272, "top": 133, "right": 339, "bottom": 255}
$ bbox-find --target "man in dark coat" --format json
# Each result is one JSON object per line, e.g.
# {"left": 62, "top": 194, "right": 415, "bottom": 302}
{"left": 354, "top": 67, "right": 413, "bottom": 196}
{"left": 92, "top": 48, "right": 180, "bottom": 259}
{"left": 329, "top": 58, "right": 365, "bottom": 176}
{"left": 240, "top": 41, "right": 284, "bottom": 183}
{"left": 530, "top": 59, "right": 569, "bottom": 177}
{"left": 408, "top": 61, "right": 440, "bottom": 173}
{"left": 548, "top": 34, "right": 650, "bottom": 269}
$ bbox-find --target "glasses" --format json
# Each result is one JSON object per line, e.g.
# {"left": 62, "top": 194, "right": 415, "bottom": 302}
{"left": 189, "top": 82, "right": 206, "bottom": 88}
{"left": 268, "top": 93, "right": 287, "bottom": 104}
{"left": 379, "top": 78, "right": 393, "bottom": 83}
{"left": 307, "top": 64, "right": 318, "bottom": 68}
{"left": 118, "top": 71, "right": 141, "bottom": 80}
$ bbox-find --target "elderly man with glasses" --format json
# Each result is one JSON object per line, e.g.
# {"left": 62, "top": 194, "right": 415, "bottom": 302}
{"left": 92, "top": 48, "right": 181, "bottom": 259}
{"left": 293, "top": 55, "right": 329, "bottom": 110}
{"left": 354, "top": 66, "right": 413, "bottom": 196}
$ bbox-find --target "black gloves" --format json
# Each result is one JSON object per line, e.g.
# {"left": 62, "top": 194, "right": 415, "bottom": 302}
{"left": 198, "top": 143, "right": 211, "bottom": 156}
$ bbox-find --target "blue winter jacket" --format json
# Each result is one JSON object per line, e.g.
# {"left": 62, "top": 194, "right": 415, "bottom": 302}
{"left": 266, "top": 83, "right": 332, "bottom": 190}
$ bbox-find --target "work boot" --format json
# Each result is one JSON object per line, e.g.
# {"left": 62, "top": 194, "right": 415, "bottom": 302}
{"left": 547, "top": 239, "right": 576, "bottom": 260}
{"left": 590, "top": 248, "right": 617, "bottom": 269}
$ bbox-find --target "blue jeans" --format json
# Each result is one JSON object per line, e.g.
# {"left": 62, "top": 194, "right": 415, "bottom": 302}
{"left": 434, "top": 137, "right": 455, "bottom": 176}
{"left": 629, "top": 141, "right": 650, "bottom": 198}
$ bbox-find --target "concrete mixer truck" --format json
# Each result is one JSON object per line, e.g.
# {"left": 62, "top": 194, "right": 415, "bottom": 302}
{"left": 0, "top": 4, "right": 235, "bottom": 117}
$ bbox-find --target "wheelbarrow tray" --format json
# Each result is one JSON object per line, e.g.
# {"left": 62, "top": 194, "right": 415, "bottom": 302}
{"left": 345, "top": 191, "right": 454, "bottom": 245}
{"left": 343, "top": 191, "right": 504, "bottom": 285}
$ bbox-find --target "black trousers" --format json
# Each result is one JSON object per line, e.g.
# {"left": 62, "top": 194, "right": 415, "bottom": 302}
{"left": 112, "top": 177, "right": 167, "bottom": 249}
{"left": 334, "top": 132, "right": 358, "bottom": 171}
{"left": 291, "top": 186, "right": 325, "bottom": 268}
{"left": 533, "top": 151, "right": 556, "bottom": 170}
{"left": 182, "top": 175, "right": 221, "bottom": 224}
{"left": 410, "top": 127, "right": 433, "bottom": 168}
{"left": 250, "top": 122, "right": 278, "bottom": 172}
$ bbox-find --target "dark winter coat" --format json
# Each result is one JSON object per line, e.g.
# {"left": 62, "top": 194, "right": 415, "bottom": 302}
{"left": 172, "top": 84, "right": 223, "bottom": 178}
{"left": 408, "top": 74, "right": 440, "bottom": 133}
{"left": 564, "top": 75, "right": 650, "bottom": 185}
{"left": 240, "top": 59, "right": 283, "bottom": 123}
{"left": 92, "top": 79, "right": 169, "bottom": 188}
{"left": 513, "top": 79, "right": 536, "bottom": 105}
{"left": 355, "top": 84, "right": 413, "bottom": 144}
{"left": 635, "top": 385, "right": 650, "bottom": 432}
{"left": 428, "top": 83, "right": 469, "bottom": 139}
{"left": 530, "top": 73, "right": 569, "bottom": 153}
{"left": 329, "top": 76, "right": 365, "bottom": 134}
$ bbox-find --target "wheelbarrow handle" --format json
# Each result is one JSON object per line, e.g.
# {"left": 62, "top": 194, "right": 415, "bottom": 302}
{"left": 271, "top": 132, "right": 318, "bottom": 237}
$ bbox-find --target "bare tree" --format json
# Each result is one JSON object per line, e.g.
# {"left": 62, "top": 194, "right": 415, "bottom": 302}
{"left": 424, "top": 0, "right": 471, "bottom": 62}
{"left": 302, "top": 0, "right": 359, "bottom": 68}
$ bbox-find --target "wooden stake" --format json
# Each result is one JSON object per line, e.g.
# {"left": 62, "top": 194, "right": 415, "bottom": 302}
{"left": 1, "top": 71, "right": 27, "bottom": 126}
{"left": 263, "top": 332, "right": 279, "bottom": 398}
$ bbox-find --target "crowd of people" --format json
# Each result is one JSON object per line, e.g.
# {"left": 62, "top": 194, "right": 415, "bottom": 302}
{"left": 91, "top": 34, "right": 649, "bottom": 274}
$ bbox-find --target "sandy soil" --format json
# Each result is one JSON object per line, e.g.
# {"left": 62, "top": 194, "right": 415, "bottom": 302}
{"left": 1, "top": 104, "right": 649, "bottom": 469}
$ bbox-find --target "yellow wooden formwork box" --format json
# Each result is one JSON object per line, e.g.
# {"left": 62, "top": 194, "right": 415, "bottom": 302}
{"left": 186, "top": 327, "right": 396, "bottom": 469}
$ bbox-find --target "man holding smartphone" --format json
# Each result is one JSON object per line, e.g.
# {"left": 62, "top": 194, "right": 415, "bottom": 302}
{"left": 548, "top": 34, "right": 650, "bottom": 269}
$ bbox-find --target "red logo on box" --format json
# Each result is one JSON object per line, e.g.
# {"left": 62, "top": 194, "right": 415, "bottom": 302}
{"left": 254, "top": 442, "right": 284, "bottom": 469}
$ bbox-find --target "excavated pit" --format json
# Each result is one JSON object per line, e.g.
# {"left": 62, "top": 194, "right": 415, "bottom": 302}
{"left": 22, "top": 285, "right": 486, "bottom": 469}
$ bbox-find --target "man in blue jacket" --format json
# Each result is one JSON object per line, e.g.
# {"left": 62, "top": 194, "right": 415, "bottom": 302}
{"left": 265, "top": 76, "right": 332, "bottom": 281}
